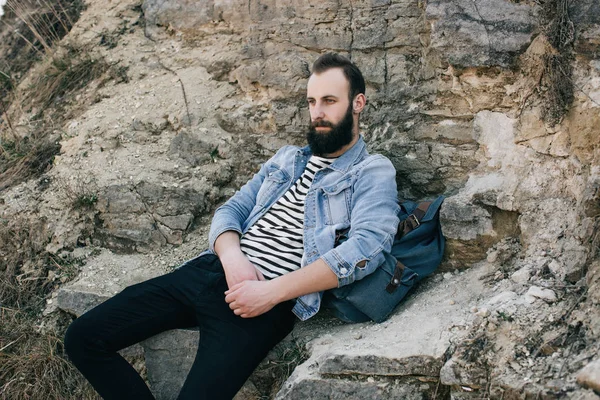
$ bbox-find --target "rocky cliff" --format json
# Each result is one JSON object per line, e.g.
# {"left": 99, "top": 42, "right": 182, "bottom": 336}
{"left": 1, "top": 0, "right": 599, "bottom": 399}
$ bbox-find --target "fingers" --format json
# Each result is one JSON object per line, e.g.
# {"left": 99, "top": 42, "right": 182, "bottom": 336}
{"left": 224, "top": 290, "right": 236, "bottom": 303}
{"left": 224, "top": 282, "right": 244, "bottom": 296}
{"left": 256, "top": 269, "right": 265, "bottom": 281}
{"left": 227, "top": 297, "right": 253, "bottom": 317}
{"left": 231, "top": 304, "right": 253, "bottom": 318}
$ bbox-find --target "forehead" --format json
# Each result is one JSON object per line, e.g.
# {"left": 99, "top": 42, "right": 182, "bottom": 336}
{"left": 307, "top": 68, "right": 350, "bottom": 99}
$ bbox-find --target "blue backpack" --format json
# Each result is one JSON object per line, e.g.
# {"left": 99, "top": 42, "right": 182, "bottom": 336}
{"left": 323, "top": 196, "right": 446, "bottom": 323}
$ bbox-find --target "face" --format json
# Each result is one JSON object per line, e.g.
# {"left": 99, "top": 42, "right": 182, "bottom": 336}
{"left": 306, "top": 102, "right": 354, "bottom": 156}
{"left": 306, "top": 68, "right": 356, "bottom": 156}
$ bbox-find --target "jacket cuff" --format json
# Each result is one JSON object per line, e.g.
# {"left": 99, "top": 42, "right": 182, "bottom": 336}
{"left": 321, "top": 248, "right": 387, "bottom": 288}
{"left": 320, "top": 249, "right": 356, "bottom": 287}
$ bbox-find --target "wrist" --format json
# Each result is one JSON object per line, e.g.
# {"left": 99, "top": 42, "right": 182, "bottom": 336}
{"left": 268, "top": 277, "right": 289, "bottom": 304}
{"left": 218, "top": 247, "right": 245, "bottom": 264}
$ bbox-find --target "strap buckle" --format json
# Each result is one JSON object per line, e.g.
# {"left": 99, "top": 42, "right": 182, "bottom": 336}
{"left": 407, "top": 214, "right": 421, "bottom": 229}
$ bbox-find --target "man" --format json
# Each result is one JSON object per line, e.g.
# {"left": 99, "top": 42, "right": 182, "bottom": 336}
{"left": 65, "top": 53, "right": 400, "bottom": 399}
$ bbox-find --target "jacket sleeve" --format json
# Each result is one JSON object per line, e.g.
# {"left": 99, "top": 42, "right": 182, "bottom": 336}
{"left": 207, "top": 146, "right": 293, "bottom": 251}
{"left": 320, "top": 155, "right": 400, "bottom": 287}
{"left": 208, "top": 163, "right": 268, "bottom": 252}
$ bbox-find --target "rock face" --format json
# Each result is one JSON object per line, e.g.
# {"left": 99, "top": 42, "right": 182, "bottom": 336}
{"left": 426, "top": 0, "right": 537, "bottom": 67}
{"left": 1, "top": 0, "right": 599, "bottom": 398}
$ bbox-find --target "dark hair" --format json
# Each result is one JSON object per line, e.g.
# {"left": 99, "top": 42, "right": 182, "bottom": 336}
{"left": 311, "top": 53, "right": 366, "bottom": 102}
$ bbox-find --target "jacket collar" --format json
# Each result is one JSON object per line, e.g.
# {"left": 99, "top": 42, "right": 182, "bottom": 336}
{"left": 300, "top": 135, "right": 368, "bottom": 173}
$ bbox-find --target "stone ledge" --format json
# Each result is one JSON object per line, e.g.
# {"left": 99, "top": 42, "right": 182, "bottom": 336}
{"left": 276, "top": 265, "right": 484, "bottom": 399}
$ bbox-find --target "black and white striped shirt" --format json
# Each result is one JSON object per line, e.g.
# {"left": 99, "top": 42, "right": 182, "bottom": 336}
{"left": 240, "top": 156, "right": 333, "bottom": 279}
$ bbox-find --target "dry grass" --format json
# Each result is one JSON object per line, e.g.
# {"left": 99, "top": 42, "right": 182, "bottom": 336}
{"left": 0, "top": 218, "right": 53, "bottom": 312}
{"left": 252, "top": 338, "right": 310, "bottom": 398}
{"left": 535, "top": 0, "right": 575, "bottom": 125}
{"left": 0, "top": 0, "right": 86, "bottom": 114}
{"left": 0, "top": 217, "right": 98, "bottom": 399}
{"left": 24, "top": 45, "right": 110, "bottom": 113}
{"left": 0, "top": 0, "right": 95, "bottom": 191}
{"left": 0, "top": 308, "right": 99, "bottom": 400}
{"left": 0, "top": 216, "right": 83, "bottom": 316}
{"left": 0, "top": 2, "right": 117, "bottom": 398}
{"left": 3, "top": 0, "right": 84, "bottom": 55}
{"left": 0, "top": 131, "right": 61, "bottom": 191}
{"left": 60, "top": 174, "right": 100, "bottom": 210}
{"left": 0, "top": 45, "right": 111, "bottom": 191}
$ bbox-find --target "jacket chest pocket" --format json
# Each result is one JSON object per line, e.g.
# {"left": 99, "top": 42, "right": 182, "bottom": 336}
{"left": 257, "top": 165, "right": 290, "bottom": 207}
{"left": 322, "top": 179, "right": 352, "bottom": 225}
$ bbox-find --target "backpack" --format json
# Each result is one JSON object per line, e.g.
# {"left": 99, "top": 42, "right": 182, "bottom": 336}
{"left": 323, "top": 196, "right": 446, "bottom": 323}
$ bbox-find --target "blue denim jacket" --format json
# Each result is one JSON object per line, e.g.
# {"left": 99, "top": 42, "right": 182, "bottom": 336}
{"left": 202, "top": 136, "right": 400, "bottom": 320}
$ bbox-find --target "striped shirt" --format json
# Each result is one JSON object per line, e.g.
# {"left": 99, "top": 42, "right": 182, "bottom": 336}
{"left": 240, "top": 156, "right": 334, "bottom": 279}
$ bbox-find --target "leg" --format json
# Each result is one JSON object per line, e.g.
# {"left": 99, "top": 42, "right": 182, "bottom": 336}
{"left": 177, "top": 262, "right": 296, "bottom": 400}
{"left": 64, "top": 255, "right": 220, "bottom": 400}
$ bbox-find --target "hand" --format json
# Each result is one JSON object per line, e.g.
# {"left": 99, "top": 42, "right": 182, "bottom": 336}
{"left": 224, "top": 280, "right": 278, "bottom": 318}
{"left": 220, "top": 251, "right": 264, "bottom": 290}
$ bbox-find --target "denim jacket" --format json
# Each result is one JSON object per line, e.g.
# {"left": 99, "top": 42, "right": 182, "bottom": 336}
{"left": 202, "top": 136, "right": 400, "bottom": 320}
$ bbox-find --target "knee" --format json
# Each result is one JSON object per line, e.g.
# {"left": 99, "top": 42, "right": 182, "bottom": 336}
{"left": 64, "top": 317, "right": 97, "bottom": 362}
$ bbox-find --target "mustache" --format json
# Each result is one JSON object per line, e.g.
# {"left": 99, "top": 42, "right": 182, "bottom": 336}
{"left": 311, "top": 120, "right": 334, "bottom": 128}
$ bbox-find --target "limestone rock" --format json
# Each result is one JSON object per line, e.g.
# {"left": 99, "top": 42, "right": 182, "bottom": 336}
{"left": 56, "top": 288, "right": 109, "bottom": 317}
{"left": 440, "top": 356, "right": 486, "bottom": 389}
{"left": 441, "top": 199, "right": 493, "bottom": 241}
{"left": 55, "top": 249, "right": 168, "bottom": 317}
{"left": 142, "top": 0, "right": 227, "bottom": 30}
{"left": 558, "top": 240, "right": 590, "bottom": 283}
{"left": 577, "top": 358, "right": 600, "bottom": 393}
{"left": 510, "top": 266, "right": 531, "bottom": 284}
{"left": 276, "top": 375, "right": 443, "bottom": 400}
{"left": 486, "top": 291, "right": 519, "bottom": 309}
{"left": 276, "top": 265, "right": 484, "bottom": 399}
{"left": 168, "top": 130, "right": 214, "bottom": 167}
{"left": 94, "top": 181, "right": 212, "bottom": 251}
{"left": 142, "top": 329, "right": 199, "bottom": 400}
{"left": 525, "top": 286, "right": 557, "bottom": 304}
{"left": 426, "top": 0, "right": 537, "bottom": 67}
{"left": 569, "top": 390, "right": 600, "bottom": 400}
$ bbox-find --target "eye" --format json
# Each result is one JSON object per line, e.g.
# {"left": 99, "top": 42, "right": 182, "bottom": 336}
{"left": 307, "top": 99, "right": 315, "bottom": 106}
{"left": 326, "top": 99, "right": 336, "bottom": 104}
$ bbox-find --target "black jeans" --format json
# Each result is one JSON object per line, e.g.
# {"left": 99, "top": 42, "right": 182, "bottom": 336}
{"left": 64, "top": 254, "right": 296, "bottom": 400}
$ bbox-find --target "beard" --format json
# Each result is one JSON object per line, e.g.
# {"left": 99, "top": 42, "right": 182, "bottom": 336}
{"left": 306, "top": 104, "right": 354, "bottom": 156}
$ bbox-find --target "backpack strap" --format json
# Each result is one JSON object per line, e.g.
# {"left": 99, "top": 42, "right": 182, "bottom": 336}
{"left": 395, "top": 201, "right": 431, "bottom": 240}
{"left": 385, "top": 260, "right": 406, "bottom": 293}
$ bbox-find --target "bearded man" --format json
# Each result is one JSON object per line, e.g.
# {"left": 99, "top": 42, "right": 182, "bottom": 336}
{"left": 65, "top": 53, "right": 400, "bottom": 400}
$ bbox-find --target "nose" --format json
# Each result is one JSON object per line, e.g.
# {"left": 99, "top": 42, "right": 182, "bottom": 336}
{"left": 311, "top": 104, "right": 326, "bottom": 121}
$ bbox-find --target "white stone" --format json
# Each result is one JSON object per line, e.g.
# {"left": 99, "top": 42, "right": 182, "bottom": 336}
{"left": 577, "top": 358, "right": 600, "bottom": 392}
{"left": 487, "top": 291, "right": 518, "bottom": 305}
{"left": 476, "top": 307, "right": 490, "bottom": 317}
{"left": 526, "top": 286, "right": 557, "bottom": 303}
{"left": 511, "top": 266, "right": 532, "bottom": 284}
{"left": 473, "top": 111, "right": 520, "bottom": 169}
{"left": 548, "top": 259, "right": 563, "bottom": 278}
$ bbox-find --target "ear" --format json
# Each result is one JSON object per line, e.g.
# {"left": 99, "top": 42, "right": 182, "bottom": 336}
{"left": 352, "top": 93, "right": 366, "bottom": 114}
